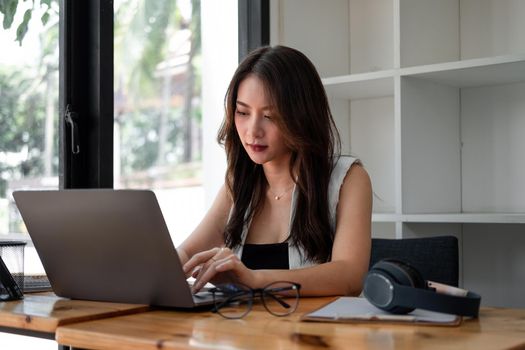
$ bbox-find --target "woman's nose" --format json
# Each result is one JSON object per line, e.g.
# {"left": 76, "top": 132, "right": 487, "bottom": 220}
{"left": 247, "top": 116, "right": 264, "bottom": 138}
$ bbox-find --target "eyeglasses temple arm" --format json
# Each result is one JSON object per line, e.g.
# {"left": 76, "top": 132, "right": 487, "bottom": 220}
{"left": 213, "top": 291, "right": 252, "bottom": 310}
{"left": 263, "top": 286, "right": 299, "bottom": 308}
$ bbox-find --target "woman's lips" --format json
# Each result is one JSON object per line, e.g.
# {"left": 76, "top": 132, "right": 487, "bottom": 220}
{"left": 248, "top": 144, "right": 268, "bottom": 152}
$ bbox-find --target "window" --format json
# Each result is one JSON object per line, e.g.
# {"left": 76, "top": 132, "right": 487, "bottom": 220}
{"left": 1, "top": 0, "right": 265, "bottom": 267}
{"left": 114, "top": 0, "right": 205, "bottom": 246}
{"left": 0, "top": 0, "right": 59, "bottom": 276}
{"left": 113, "top": 0, "right": 253, "bottom": 246}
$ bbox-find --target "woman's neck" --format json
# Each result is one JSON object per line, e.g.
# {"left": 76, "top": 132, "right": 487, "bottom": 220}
{"left": 262, "top": 158, "right": 296, "bottom": 193}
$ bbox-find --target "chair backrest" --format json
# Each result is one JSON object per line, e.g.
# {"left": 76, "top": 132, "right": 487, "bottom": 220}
{"left": 370, "top": 236, "right": 459, "bottom": 287}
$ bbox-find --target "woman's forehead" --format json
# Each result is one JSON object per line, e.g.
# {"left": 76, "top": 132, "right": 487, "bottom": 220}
{"left": 237, "top": 75, "right": 273, "bottom": 109}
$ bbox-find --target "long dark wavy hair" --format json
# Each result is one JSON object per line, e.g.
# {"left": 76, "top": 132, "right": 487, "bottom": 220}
{"left": 217, "top": 45, "right": 341, "bottom": 263}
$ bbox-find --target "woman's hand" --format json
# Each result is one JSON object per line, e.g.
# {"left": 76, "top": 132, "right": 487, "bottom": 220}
{"left": 182, "top": 247, "right": 258, "bottom": 293}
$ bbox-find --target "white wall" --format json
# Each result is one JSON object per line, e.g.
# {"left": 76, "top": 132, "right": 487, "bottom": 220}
{"left": 201, "top": 0, "right": 238, "bottom": 208}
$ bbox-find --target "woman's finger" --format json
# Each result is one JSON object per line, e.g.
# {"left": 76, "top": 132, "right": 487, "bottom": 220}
{"left": 191, "top": 266, "right": 201, "bottom": 278}
{"left": 192, "top": 255, "right": 235, "bottom": 293}
{"left": 190, "top": 248, "right": 228, "bottom": 282}
{"left": 183, "top": 247, "right": 221, "bottom": 276}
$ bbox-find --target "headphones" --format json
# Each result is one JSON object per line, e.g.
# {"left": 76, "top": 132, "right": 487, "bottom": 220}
{"left": 363, "top": 259, "right": 481, "bottom": 317}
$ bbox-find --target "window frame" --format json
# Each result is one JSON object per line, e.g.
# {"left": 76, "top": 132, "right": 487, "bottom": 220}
{"left": 238, "top": 0, "right": 269, "bottom": 61}
{"left": 59, "top": 0, "right": 113, "bottom": 189}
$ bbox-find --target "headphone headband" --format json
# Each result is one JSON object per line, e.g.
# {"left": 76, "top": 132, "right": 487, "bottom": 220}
{"left": 392, "top": 283, "right": 481, "bottom": 317}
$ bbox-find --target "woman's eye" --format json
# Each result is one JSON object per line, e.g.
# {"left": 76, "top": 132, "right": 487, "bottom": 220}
{"left": 264, "top": 115, "right": 272, "bottom": 120}
{"left": 236, "top": 110, "right": 248, "bottom": 116}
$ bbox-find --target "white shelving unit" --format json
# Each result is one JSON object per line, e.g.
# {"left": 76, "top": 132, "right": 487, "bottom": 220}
{"left": 270, "top": 0, "right": 525, "bottom": 307}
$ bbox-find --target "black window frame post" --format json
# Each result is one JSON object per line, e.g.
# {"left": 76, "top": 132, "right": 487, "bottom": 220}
{"left": 238, "top": 0, "right": 270, "bottom": 62}
{"left": 59, "top": 0, "right": 113, "bottom": 189}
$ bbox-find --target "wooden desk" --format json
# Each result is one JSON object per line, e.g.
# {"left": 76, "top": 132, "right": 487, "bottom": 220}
{"left": 56, "top": 297, "right": 525, "bottom": 350}
{"left": 0, "top": 293, "right": 149, "bottom": 341}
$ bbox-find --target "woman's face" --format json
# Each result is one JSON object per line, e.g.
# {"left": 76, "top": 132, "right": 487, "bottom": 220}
{"left": 234, "top": 74, "right": 290, "bottom": 166}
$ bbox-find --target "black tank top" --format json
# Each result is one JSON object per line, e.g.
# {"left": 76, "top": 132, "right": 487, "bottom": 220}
{"left": 241, "top": 242, "right": 289, "bottom": 270}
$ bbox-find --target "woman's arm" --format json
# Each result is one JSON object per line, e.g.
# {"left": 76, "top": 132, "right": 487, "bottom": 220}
{"left": 188, "top": 164, "right": 372, "bottom": 296}
{"left": 177, "top": 184, "right": 232, "bottom": 265}
{"left": 325, "top": 162, "right": 372, "bottom": 295}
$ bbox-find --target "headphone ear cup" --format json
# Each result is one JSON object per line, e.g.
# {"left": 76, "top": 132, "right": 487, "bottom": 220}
{"left": 388, "top": 259, "right": 427, "bottom": 289}
{"left": 363, "top": 268, "right": 400, "bottom": 312}
{"left": 364, "top": 259, "right": 425, "bottom": 314}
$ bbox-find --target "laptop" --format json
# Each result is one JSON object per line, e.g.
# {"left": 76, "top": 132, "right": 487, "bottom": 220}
{"left": 13, "top": 189, "right": 217, "bottom": 308}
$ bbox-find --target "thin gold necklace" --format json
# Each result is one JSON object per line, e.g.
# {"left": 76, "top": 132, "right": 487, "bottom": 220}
{"left": 268, "top": 184, "right": 294, "bottom": 200}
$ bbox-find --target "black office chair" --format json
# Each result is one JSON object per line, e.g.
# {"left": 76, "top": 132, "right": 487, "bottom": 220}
{"left": 370, "top": 236, "right": 459, "bottom": 287}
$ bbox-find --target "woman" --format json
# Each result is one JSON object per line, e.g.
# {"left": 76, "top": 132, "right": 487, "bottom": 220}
{"left": 178, "top": 45, "right": 372, "bottom": 296}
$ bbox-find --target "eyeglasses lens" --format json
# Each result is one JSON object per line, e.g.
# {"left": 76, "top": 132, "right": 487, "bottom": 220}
{"left": 262, "top": 281, "right": 300, "bottom": 316}
{"left": 213, "top": 283, "right": 253, "bottom": 319}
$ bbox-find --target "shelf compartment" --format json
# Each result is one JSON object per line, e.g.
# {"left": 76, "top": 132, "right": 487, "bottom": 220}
{"left": 460, "top": 0, "right": 525, "bottom": 60}
{"left": 273, "top": 0, "right": 395, "bottom": 76}
{"left": 349, "top": 0, "right": 394, "bottom": 73}
{"left": 400, "top": 77, "right": 461, "bottom": 214}
{"left": 463, "top": 224, "right": 525, "bottom": 308}
{"left": 400, "top": 0, "right": 525, "bottom": 67}
{"left": 328, "top": 93, "right": 396, "bottom": 214}
{"left": 399, "top": 0, "right": 460, "bottom": 67}
{"left": 350, "top": 97, "right": 396, "bottom": 214}
{"left": 274, "top": 0, "right": 351, "bottom": 77}
{"left": 461, "top": 82, "right": 525, "bottom": 213}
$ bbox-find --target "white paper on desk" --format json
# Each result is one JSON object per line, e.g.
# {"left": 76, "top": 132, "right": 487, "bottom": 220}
{"left": 303, "top": 297, "right": 459, "bottom": 324}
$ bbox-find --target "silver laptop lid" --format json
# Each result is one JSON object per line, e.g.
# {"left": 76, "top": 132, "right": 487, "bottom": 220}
{"left": 13, "top": 189, "right": 202, "bottom": 308}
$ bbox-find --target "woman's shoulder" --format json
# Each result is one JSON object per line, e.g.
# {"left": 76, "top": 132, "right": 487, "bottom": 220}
{"left": 326, "top": 155, "right": 364, "bottom": 227}
{"left": 330, "top": 155, "right": 361, "bottom": 183}
{"left": 335, "top": 155, "right": 370, "bottom": 188}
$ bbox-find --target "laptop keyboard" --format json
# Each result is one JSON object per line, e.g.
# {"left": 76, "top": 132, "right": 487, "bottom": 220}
{"left": 23, "top": 274, "right": 53, "bottom": 293}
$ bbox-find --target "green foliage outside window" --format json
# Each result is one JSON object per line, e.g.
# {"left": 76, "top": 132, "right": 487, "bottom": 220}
{"left": 1, "top": 0, "right": 202, "bottom": 192}
{"left": 0, "top": 0, "right": 56, "bottom": 44}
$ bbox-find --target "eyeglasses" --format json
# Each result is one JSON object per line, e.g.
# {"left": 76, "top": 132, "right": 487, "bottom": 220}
{"left": 209, "top": 281, "right": 301, "bottom": 319}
